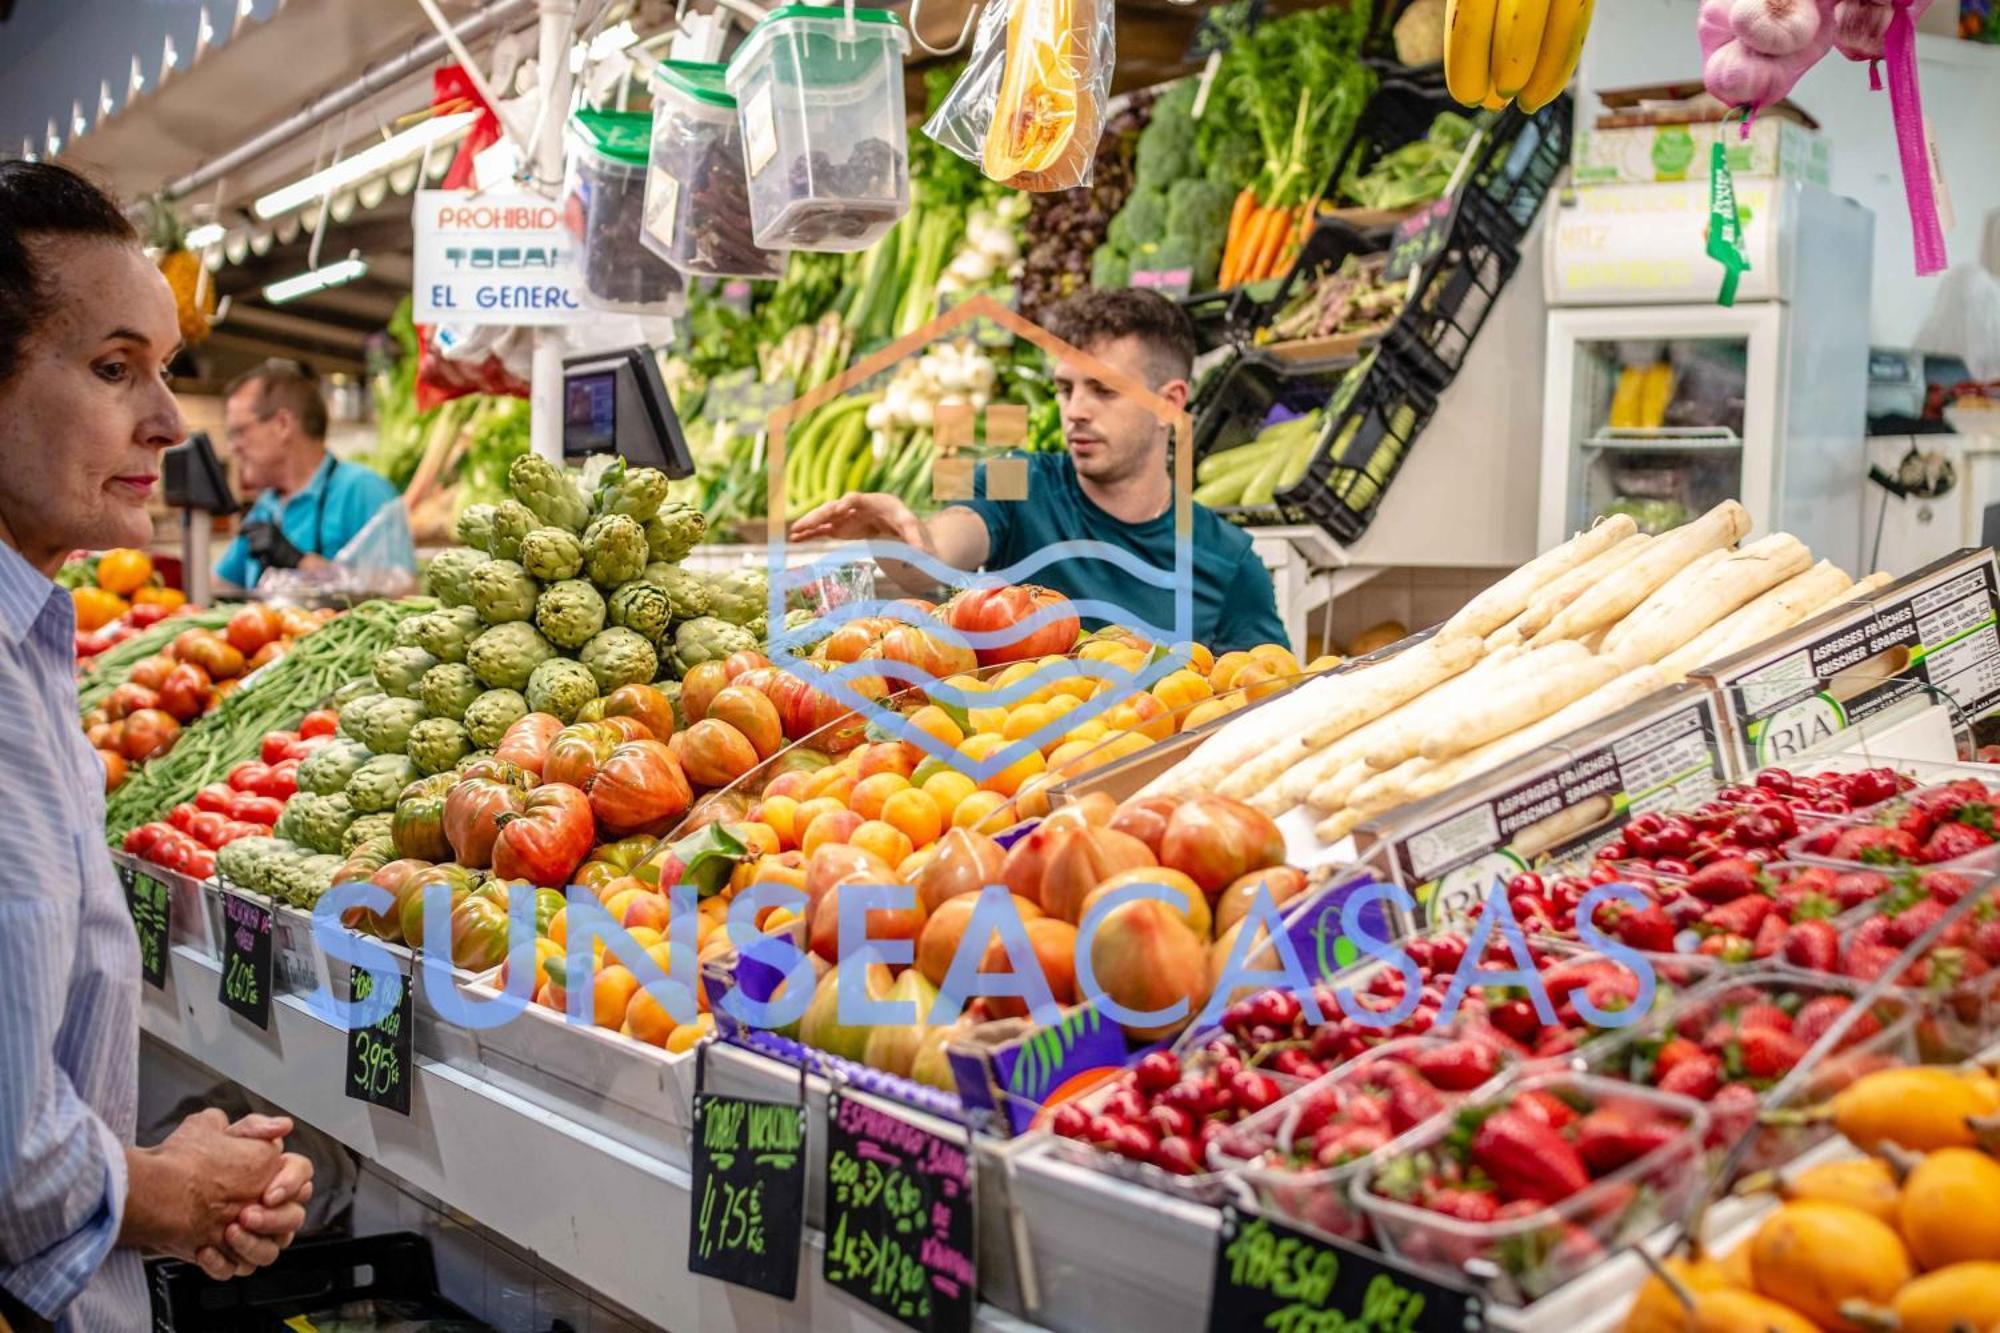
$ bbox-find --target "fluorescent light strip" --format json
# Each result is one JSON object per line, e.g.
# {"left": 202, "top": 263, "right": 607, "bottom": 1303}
{"left": 184, "top": 223, "right": 226, "bottom": 249}
{"left": 263, "top": 257, "right": 368, "bottom": 304}
{"left": 253, "top": 111, "right": 476, "bottom": 220}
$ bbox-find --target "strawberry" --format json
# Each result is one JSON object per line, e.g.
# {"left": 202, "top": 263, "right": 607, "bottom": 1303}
{"left": 1780, "top": 919, "right": 1842, "bottom": 973}
{"left": 1409, "top": 1040, "right": 1500, "bottom": 1093}
{"left": 1830, "top": 871, "right": 1892, "bottom": 909}
{"left": 1686, "top": 857, "right": 1765, "bottom": 903}
{"left": 1734, "top": 1026, "right": 1807, "bottom": 1080}
{"left": 1702, "top": 894, "right": 1776, "bottom": 939}
{"left": 1540, "top": 959, "right": 1622, "bottom": 1005}
{"left": 1844, "top": 940, "right": 1903, "bottom": 982}
{"left": 1513, "top": 1090, "right": 1579, "bottom": 1130}
{"left": 1652, "top": 1037, "right": 1706, "bottom": 1082}
{"left": 1574, "top": 1106, "right": 1682, "bottom": 1173}
{"left": 1970, "top": 916, "right": 2000, "bottom": 965}
{"left": 1705, "top": 1083, "right": 1762, "bottom": 1145}
{"left": 1424, "top": 1186, "right": 1500, "bottom": 1223}
{"left": 1614, "top": 904, "right": 1677, "bottom": 953}
{"left": 1888, "top": 897, "right": 1947, "bottom": 947}
{"left": 1896, "top": 805, "right": 1941, "bottom": 843}
{"left": 1657, "top": 1052, "right": 1723, "bottom": 1100}
{"left": 1828, "top": 825, "right": 1920, "bottom": 864}
{"left": 1773, "top": 882, "right": 1837, "bottom": 922}
{"left": 1920, "top": 822, "right": 1994, "bottom": 864}
{"left": 1697, "top": 932, "right": 1755, "bottom": 963}
{"left": 1851, "top": 914, "right": 1894, "bottom": 949}
{"left": 1750, "top": 912, "right": 1789, "bottom": 959}
{"left": 1922, "top": 870, "right": 1981, "bottom": 904}
{"left": 1733, "top": 1002, "right": 1794, "bottom": 1034}
{"left": 1470, "top": 1107, "right": 1591, "bottom": 1204}
{"left": 1792, "top": 995, "right": 1876, "bottom": 1049}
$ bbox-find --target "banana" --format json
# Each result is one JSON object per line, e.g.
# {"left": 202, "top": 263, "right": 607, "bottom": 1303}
{"left": 1517, "top": 0, "right": 1594, "bottom": 112}
{"left": 1482, "top": 89, "right": 1512, "bottom": 110}
{"left": 1444, "top": 0, "right": 1498, "bottom": 107}
{"left": 1489, "top": 0, "right": 1554, "bottom": 98}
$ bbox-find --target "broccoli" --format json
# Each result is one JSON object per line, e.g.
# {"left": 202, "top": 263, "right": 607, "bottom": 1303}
{"left": 1113, "top": 187, "right": 1169, "bottom": 252}
{"left": 1091, "top": 246, "right": 1130, "bottom": 291}
{"left": 1134, "top": 111, "right": 1196, "bottom": 187}
{"left": 1167, "top": 178, "right": 1233, "bottom": 242}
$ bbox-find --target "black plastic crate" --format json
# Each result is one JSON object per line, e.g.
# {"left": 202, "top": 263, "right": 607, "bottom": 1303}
{"left": 1469, "top": 91, "right": 1574, "bottom": 239}
{"left": 1323, "top": 79, "right": 1465, "bottom": 217}
{"left": 1188, "top": 348, "right": 1361, "bottom": 466}
{"left": 148, "top": 1232, "right": 502, "bottom": 1332}
{"left": 1383, "top": 187, "right": 1521, "bottom": 389}
{"left": 1243, "top": 218, "right": 1391, "bottom": 348}
{"left": 1281, "top": 347, "right": 1439, "bottom": 544}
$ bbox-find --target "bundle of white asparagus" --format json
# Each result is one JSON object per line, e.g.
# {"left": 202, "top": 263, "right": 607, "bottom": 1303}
{"left": 1140, "top": 500, "right": 1892, "bottom": 847}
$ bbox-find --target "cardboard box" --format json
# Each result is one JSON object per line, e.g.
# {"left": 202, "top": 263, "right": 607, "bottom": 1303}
{"left": 1355, "top": 684, "right": 1732, "bottom": 930}
{"left": 1694, "top": 548, "right": 2000, "bottom": 772}
{"left": 1572, "top": 117, "right": 1829, "bottom": 187}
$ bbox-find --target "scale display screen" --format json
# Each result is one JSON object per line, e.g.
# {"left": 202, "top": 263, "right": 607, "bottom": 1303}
{"left": 564, "top": 370, "right": 618, "bottom": 457}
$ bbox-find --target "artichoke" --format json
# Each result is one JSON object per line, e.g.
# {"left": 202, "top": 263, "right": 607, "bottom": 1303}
{"left": 525, "top": 658, "right": 600, "bottom": 723}
{"left": 580, "top": 627, "right": 659, "bottom": 693}
{"left": 454, "top": 504, "right": 497, "bottom": 552}
{"left": 373, "top": 646, "right": 439, "bottom": 699}
{"left": 418, "top": 662, "right": 482, "bottom": 721}
{"left": 470, "top": 559, "right": 540, "bottom": 626}
{"left": 519, "top": 526, "right": 584, "bottom": 582}
{"left": 276, "top": 792, "right": 357, "bottom": 857}
{"left": 706, "top": 567, "right": 767, "bottom": 627}
{"left": 608, "top": 580, "right": 672, "bottom": 643}
{"left": 646, "top": 502, "right": 707, "bottom": 563}
{"left": 488, "top": 500, "right": 537, "bottom": 562}
{"left": 669, "top": 616, "right": 757, "bottom": 677}
{"left": 329, "top": 678, "right": 378, "bottom": 708}
{"left": 593, "top": 458, "right": 669, "bottom": 523}
{"left": 217, "top": 837, "right": 286, "bottom": 891}
{"left": 342, "top": 817, "right": 395, "bottom": 856}
{"left": 393, "top": 615, "right": 427, "bottom": 650}
{"left": 294, "top": 854, "right": 346, "bottom": 906}
{"left": 583, "top": 513, "right": 648, "bottom": 589}
{"left": 643, "top": 562, "right": 711, "bottom": 621}
{"left": 463, "top": 688, "right": 530, "bottom": 748}
{"left": 408, "top": 717, "right": 472, "bottom": 775}
{"left": 535, "top": 579, "right": 606, "bottom": 650}
{"left": 338, "top": 692, "right": 388, "bottom": 740}
{"left": 347, "top": 754, "right": 420, "bottom": 814}
{"left": 509, "top": 455, "right": 592, "bottom": 533}
{"left": 411, "top": 606, "right": 483, "bottom": 663}
{"left": 360, "top": 697, "right": 426, "bottom": 757}
{"left": 467, "top": 622, "right": 556, "bottom": 691}
{"left": 424, "top": 546, "right": 491, "bottom": 608}
{"left": 296, "top": 739, "right": 372, "bottom": 796}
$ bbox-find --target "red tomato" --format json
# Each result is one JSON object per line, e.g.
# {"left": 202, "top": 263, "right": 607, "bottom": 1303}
{"left": 215, "top": 820, "right": 268, "bottom": 845}
{"left": 167, "top": 804, "right": 199, "bottom": 833}
{"left": 228, "top": 761, "right": 271, "bottom": 792}
{"left": 258, "top": 760, "right": 300, "bottom": 800}
{"left": 123, "top": 822, "right": 174, "bottom": 856}
{"left": 186, "top": 811, "right": 229, "bottom": 848}
{"left": 260, "top": 731, "right": 298, "bottom": 765}
{"left": 298, "top": 708, "right": 339, "bottom": 739}
{"left": 233, "top": 795, "right": 286, "bottom": 826}
{"left": 194, "top": 783, "right": 237, "bottom": 815}
{"left": 943, "top": 584, "right": 1082, "bottom": 665}
{"left": 491, "top": 784, "right": 598, "bottom": 887}
{"left": 153, "top": 839, "right": 193, "bottom": 873}
{"left": 184, "top": 848, "right": 216, "bottom": 879}
{"left": 282, "top": 734, "right": 329, "bottom": 762}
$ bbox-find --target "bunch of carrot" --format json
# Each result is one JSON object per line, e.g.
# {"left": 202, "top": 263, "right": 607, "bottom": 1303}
{"left": 1220, "top": 190, "right": 1318, "bottom": 288}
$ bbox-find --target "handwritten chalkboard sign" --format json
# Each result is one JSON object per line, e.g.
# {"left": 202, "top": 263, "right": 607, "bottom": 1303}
{"left": 687, "top": 1092, "right": 807, "bottom": 1298}
{"left": 1206, "top": 1207, "right": 1483, "bottom": 1333}
{"left": 343, "top": 965, "right": 412, "bottom": 1115}
{"left": 122, "top": 864, "right": 169, "bottom": 991}
{"left": 218, "top": 890, "right": 273, "bottom": 1030}
{"left": 822, "top": 1091, "right": 974, "bottom": 1333}
{"left": 1383, "top": 197, "right": 1457, "bottom": 282}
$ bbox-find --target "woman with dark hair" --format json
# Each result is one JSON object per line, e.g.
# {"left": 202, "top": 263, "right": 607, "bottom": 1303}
{"left": 0, "top": 160, "right": 312, "bottom": 1332}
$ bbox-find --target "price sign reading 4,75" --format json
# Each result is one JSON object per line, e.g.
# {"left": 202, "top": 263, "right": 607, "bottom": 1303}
{"left": 687, "top": 1092, "right": 806, "bottom": 1299}
{"left": 218, "top": 890, "right": 273, "bottom": 1030}
{"left": 822, "top": 1091, "right": 974, "bottom": 1333}
{"left": 121, "top": 864, "right": 169, "bottom": 991}
{"left": 1206, "top": 1207, "right": 1483, "bottom": 1333}
{"left": 343, "top": 965, "right": 412, "bottom": 1115}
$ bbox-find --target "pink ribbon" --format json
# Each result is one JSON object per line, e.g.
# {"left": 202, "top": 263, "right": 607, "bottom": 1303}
{"left": 1886, "top": 0, "right": 1947, "bottom": 274}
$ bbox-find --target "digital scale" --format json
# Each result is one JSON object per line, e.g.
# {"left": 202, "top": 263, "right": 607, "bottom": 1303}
{"left": 562, "top": 346, "right": 695, "bottom": 478}
{"left": 161, "top": 431, "right": 237, "bottom": 606}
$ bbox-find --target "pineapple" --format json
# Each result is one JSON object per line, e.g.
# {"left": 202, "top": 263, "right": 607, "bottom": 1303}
{"left": 146, "top": 198, "right": 215, "bottom": 345}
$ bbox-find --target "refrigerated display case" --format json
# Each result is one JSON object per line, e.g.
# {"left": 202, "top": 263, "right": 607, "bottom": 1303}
{"left": 1536, "top": 179, "right": 1875, "bottom": 568}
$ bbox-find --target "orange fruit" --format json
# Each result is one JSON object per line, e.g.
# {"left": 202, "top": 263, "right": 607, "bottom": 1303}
{"left": 592, "top": 965, "right": 640, "bottom": 1030}
{"left": 1045, "top": 738, "right": 1101, "bottom": 775}
{"left": 1179, "top": 697, "right": 1240, "bottom": 732}
{"left": 1209, "top": 651, "right": 1256, "bottom": 691}
{"left": 1172, "top": 641, "right": 1215, "bottom": 676}
{"left": 921, "top": 770, "right": 978, "bottom": 821}
{"left": 1106, "top": 692, "right": 1173, "bottom": 742}
{"left": 958, "top": 732, "right": 1045, "bottom": 797}
{"left": 1152, "top": 668, "right": 1213, "bottom": 715}
{"left": 904, "top": 704, "right": 965, "bottom": 750}
{"left": 71, "top": 586, "right": 127, "bottom": 632}
{"left": 990, "top": 661, "right": 1042, "bottom": 691}
{"left": 95, "top": 548, "right": 154, "bottom": 596}
{"left": 750, "top": 794, "right": 800, "bottom": 849}
{"left": 967, "top": 705, "right": 1008, "bottom": 735}
{"left": 881, "top": 787, "right": 944, "bottom": 847}
{"left": 1000, "top": 702, "right": 1057, "bottom": 745}
{"left": 665, "top": 1013, "right": 716, "bottom": 1053}
{"left": 850, "top": 819, "right": 914, "bottom": 868}
{"left": 854, "top": 742, "right": 915, "bottom": 781}
{"left": 1233, "top": 663, "right": 1286, "bottom": 702}
{"left": 732, "top": 821, "right": 782, "bottom": 860}
{"left": 792, "top": 796, "right": 848, "bottom": 839}
{"left": 501, "top": 936, "right": 564, "bottom": 994}
{"left": 1249, "top": 644, "right": 1300, "bottom": 677}
{"left": 850, "top": 771, "right": 910, "bottom": 821}
{"left": 801, "top": 808, "right": 864, "bottom": 857}
{"left": 621, "top": 986, "right": 678, "bottom": 1047}
{"left": 132, "top": 585, "right": 186, "bottom": 609}
{"left": 952, "top": 789, "right": 1012, "bottom": 832}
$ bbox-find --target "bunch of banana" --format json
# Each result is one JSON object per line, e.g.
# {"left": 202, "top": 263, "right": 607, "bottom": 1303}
{"left": 1444, "top": 0, "right": 1594, "bottom": 112}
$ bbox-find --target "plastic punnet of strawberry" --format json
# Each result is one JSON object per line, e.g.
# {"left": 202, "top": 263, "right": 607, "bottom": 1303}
{"left": 1351, "top": 1071, "right": 1710, "bottom": 1306}
{"left": 1588, "top": 766, "right": 1910, "bottom": 877}
{"left": 1579, "top": 968, "right": 1917, "bottom": 1177}
{"left": 1207, "top": 1034, "right": 1519, "bottom": 1243}
{"left": 1822, "top": 865, "right": 2000, "bottom": 1062}
{"left": 1788, "top": 777, "right": 2000, "bottom": 872}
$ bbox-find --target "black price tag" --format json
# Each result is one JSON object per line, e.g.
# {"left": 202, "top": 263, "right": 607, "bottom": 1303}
{"left": 1206, "top": 1207, "right": 1483, "bottom": 1333}
{"left": 122, "top": 864, "right": 169, "bottom": 991}
{"left": 343, "top": 964, "right": 412, "bottom": 1115}
{"left": 1383, "top": 198, "right": 1456, "bottom": 282}
{"left": 218, "top": 889, "right": 273, "bottom": 1030}
{"left": 822, "top": 1090, "right": 975, "bottom": 1333}
{"left": 687, "top": 1092, "right": 807, "bottom": 1298}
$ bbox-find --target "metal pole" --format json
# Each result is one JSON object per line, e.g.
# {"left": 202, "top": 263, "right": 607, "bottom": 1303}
{"left": 529, "top": 0, "right": 577, "bottom": 463}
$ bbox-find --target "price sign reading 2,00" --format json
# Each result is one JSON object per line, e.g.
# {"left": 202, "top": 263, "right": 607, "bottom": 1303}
{"left": 343, "top": 965, "right": 412, "bottom": 1115}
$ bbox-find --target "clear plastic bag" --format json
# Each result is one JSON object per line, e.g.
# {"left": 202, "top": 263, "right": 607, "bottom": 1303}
{"left": 258, "top": 500, "right": 419, "bottom": 600}
{"left": 922, "top": 0, "right": 1113, "bottom": 192}
{"left": 1915, "top": 212, "right": 2000, "bottom": 381}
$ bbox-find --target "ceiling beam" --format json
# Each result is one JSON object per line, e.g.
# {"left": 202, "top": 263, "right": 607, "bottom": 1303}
{"left": 221, "top": 303, "right": 372, "bottom": 352}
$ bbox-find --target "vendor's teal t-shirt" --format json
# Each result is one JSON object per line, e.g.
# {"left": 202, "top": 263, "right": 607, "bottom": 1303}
{"left": 958, "top": 453, "right": 1288, "bottom": 655}
{"left": 214, "top": 454, "right": 402, "bottom": 589}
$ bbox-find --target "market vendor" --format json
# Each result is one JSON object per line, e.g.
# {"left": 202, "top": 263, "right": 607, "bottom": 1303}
{"left": 790, "top": 289, "right": 1288, "bottom": 654}
{"left": 213, "top": 362, "right": 408, "bottom": 591}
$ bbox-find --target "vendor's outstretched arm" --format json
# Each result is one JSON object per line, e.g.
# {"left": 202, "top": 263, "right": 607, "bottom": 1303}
{"left": 788, "top": 494, "right": 990, "bottom": 596}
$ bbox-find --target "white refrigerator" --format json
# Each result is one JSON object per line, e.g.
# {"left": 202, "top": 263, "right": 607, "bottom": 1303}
{"left": 1537, "top": 178, "right": 1875, "bottom": 570}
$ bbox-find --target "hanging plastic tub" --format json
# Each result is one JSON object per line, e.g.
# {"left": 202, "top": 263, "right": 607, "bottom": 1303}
{"left": 642, "top": 59, "right": 787, "bottom": 279}
{"left": 724, "top": 5, "right": 911, "bottom": 252}
{"left": 564, "top": 108, "right": 685, "bottom": 313}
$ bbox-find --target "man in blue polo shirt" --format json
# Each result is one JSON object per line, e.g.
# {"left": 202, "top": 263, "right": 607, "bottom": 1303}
{"left": 214, "top": 362, "right": 405, "bottom": 591}
{"left": 789, "top": 290, "right": 1287, "bottom": 655}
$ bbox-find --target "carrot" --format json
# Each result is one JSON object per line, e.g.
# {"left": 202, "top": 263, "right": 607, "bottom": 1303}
{"left": 1227, "top": 186, "right": 1258, "bottom": 253}
{"left": 1246, "top": 205, "right": 1294, "bottom": 282}
{"left": 1222, "top": 202, "right": 1268, "bottom": 288}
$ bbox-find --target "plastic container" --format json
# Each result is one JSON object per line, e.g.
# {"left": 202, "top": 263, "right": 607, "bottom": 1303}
{"left": 1352, "top": 1071, "right": 1710, "bottom": 1304}
{"left": 724, "top": 5, "right": 911, "bottom": 252}
{"left": 1785, "top": 775, "right": 2000, "bottom": 874}
{"left": 643, "top": 60, "right": 787, "bottom": 279}
{"left": 564, "top": 108, "right": 685, "bottom": 312}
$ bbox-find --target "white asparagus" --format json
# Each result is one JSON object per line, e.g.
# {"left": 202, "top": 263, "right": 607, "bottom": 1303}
{"left": 1510, "top": 533, "right": 1654, "bottom": 641}
{"left": 1484, "top": 618, "right": 1525, "bottom": 653}
{"left": 1141, "top": 668, "right": 1350, "bottom": 796}
{"left": 1304, "top": 756, "right": 1376, "bottom": 814}
{"left": 1601, "top": 533, "right": 1812, "bottom": 666}
{"left": 1358, "top": 642, "right": 1549, "bottom": 771}
{"left": 1806, "top": 570, "right": 1893, "bottom": 619}
{"left": 1529, "top": 500, "right": 1752, "bottom": 646}
{"left": 1347, "top": 756, "right": 1431, "bottom": 815}
{"left": 1315, "top": 807, "right": 1367, "bottom": 846}
{"left": 1417, "top": 652, "right": 1626, "bottom": 762}
{"left": 1655, "top": 561, "right": 1854, "bottom": 682}
{"left": 1436, "top": 514, "right": 1638, "bottom": 641}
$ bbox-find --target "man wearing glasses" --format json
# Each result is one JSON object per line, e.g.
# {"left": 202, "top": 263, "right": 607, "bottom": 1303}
{"left": 213, "top": 361, "right": 405, "bottom": 591}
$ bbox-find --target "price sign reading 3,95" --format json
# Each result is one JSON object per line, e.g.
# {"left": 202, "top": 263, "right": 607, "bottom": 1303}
{"left": 822, "top": 1091, "right": 974, "bottom": 1333}
{"left": 122, "top": 864, "right": 169, "bottom": 990}
{"left": 343, "top": 965, "right": 412, "bottom": 1115}
{"left": 218, "top": 890, "right": 273, "bottom": 1030}
{"left": 687, "top": 1092, "right": 806, "bottom": 1299}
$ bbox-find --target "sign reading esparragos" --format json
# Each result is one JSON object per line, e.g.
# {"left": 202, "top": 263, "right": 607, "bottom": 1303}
{"left": 412, "top": 191, "right": 589, "bottom": 325}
